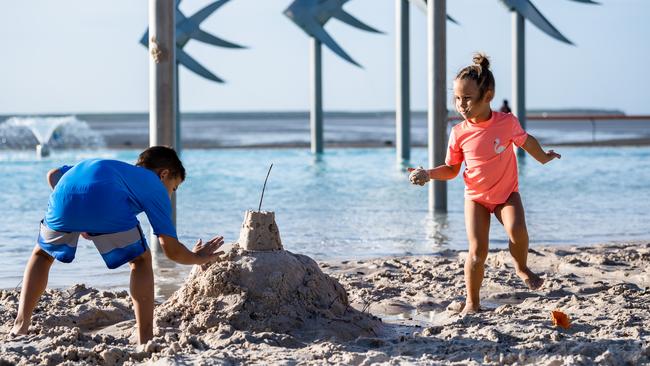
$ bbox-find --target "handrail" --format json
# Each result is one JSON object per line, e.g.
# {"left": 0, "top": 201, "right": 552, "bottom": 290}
{"left": 444, "top": 114, "right": 650, "bottom": 143}
{"left": 447, "top": 114, "right": 650, "bottom": 122}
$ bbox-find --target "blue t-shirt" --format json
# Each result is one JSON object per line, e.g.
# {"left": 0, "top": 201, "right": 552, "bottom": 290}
{"left": 44, "top": 159, "right": 177, "bottom": 238}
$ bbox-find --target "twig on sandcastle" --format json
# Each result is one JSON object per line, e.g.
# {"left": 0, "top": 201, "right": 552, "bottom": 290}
{"left": 258, "top": 163, "right": 273, "bottom": 212}
{"left": 361, "top": 296, "right": 374, "bottom": 314}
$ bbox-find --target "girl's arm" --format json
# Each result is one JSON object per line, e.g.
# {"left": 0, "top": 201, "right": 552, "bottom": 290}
{"left": 428, "top": 163, "right": 462, "bottom": 180}
{"left": 521, "top": 135, "right": 561, "bottom": 164}
{"left": 408, "top": 163, "right": 461, "bottom": 186}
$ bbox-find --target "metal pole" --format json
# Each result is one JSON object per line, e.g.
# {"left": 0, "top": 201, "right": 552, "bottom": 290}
{"left": 512, "top": 11, "right": 526, "bottom": 158}
{"left": 175, "top": 62, "right": 182, "bottom": 154}
{"left": 427, "top": 0, "right": 447, "bottom": 213}
{"left": 310, "top": 38, "right": 324, "bottom": 154}
{"left": 174, "top": 63, "right": 180, "bottom": 233}
{"left": 396, "top": 0, "right": 410, "bottom": 163}
{"left": 149, "top": 0, "right": 177, "bottom": 249}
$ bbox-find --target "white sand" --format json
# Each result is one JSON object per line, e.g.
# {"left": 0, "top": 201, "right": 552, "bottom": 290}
{"left": 1, "top": 241, "right": 649, "bottom": 365}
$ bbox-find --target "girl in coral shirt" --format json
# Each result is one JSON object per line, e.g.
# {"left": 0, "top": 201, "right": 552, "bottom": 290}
{"left": 409, "top": 53, "right": 561, "bottom": 314}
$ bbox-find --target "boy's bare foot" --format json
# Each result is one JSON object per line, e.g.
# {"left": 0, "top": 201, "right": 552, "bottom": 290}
{"left": 10, "top": 321, "right": 29, "bottom": 337}
{"left": 517, "top": 268, "right": 544, "bottom": 290}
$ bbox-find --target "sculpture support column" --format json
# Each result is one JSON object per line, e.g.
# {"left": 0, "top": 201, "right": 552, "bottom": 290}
{"left": 149, "top": 0, "right": 177, "bottom": 250}
{"left": 396, "top": 0, "right": 411, "bottom": 163}
{"left": 310, "top": 38, "right": 323, "bottom": 154}
{"left": 512, "top": 12, "right": 526, "bottom": 158}
{"left": 427, "top": 0, "right": 447, "bottom": 213}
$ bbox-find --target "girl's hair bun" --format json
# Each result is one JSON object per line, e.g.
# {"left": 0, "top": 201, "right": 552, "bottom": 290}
{"left": 472, "top": 52, "right": 490, "bottom": 70}
{"left": 455, "top": 52, "right": 495, "bottom": 99}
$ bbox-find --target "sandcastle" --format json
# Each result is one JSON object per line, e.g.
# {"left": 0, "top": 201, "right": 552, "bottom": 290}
{"left": 155, "top": 210, "right": 381, "bottom": 343}
{"left": 237, "top": 210, "right": 283, "bottom": 251}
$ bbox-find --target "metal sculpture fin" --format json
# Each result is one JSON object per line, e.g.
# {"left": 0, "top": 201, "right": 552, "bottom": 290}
{"left": 502, "top": 0, "right": 573, "bottom": 45}
{"left": 306, "top": 21, "right": 361, "bottom": 67}
{"left": 189, "top": 0, "right": 230, "bottom": 25}
{"left": 177, "top": 48, "right": 225, "bottom": 83}
{"left": 332, "top": 9, "right": 384, "bottom": 33}
{"left": 567, "top": 0, "right": 600, "bottom": 4}
{"left": 192, "top": 30, "right": 246, "bottom": 48}
{"left": 409, "top": 0, "right": 460, "bottom": 24}
{"left": 139, "top": 31, "right": 149, "bottom": 47}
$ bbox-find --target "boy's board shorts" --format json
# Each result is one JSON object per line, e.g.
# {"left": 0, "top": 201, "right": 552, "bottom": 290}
{"left": 37, "top": 221, "right": 148, "bottom": 269}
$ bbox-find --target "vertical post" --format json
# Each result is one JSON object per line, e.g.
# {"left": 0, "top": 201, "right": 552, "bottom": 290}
{"left": 149, "top": 0, "right": 177, "bottom": 249}
{"left": 310, "top": 38, "right": 324, "bottom": 154}
{"left": 427, "top": 0, "right": 447, "bottom": 213}
{"left": 396, "top": 0, "right": 410, "bottom": 163}
{"left": 512, "top": 12, "right": 526, "bottom": 158}
{"left": 175, "top": 62, "right": 182, "bottom": 154}
{"left": 173, "top": 63, "right": 180, "bottom": 242}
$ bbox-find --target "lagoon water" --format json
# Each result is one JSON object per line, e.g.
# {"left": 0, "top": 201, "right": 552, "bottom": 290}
{"left": 0, "top": 146, "right": 649, "bottom": 292}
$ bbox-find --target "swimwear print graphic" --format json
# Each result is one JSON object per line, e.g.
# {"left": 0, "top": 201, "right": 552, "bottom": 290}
{"left": 494, "top": 138, "right": 506, "bottom": 154}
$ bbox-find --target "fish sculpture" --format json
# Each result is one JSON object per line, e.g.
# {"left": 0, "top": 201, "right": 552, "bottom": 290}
{"left": 140, "top": 0, "right": 245, "bottom": 83}
{"left": 500, "top": 0, "right": 599, "bottom": 45}
{"left": 284, "top": 0, "right": 383, "bottom": 67}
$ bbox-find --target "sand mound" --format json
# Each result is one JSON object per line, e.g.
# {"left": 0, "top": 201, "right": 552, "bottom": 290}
{"left": 155, "top": 243, "right": 381, "bottom": 341}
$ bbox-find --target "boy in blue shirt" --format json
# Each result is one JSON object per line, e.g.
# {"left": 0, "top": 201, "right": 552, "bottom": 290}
{"left": 11, "top": 146, "right": 223, "bottom": 344}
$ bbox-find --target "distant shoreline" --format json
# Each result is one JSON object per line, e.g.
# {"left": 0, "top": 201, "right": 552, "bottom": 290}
{"left": 2, "top": 112, "right": 649, "bottom": 150}
{"left": 80, "top": 137, "right": 650, "bottom": 149}
{"left": 3, "top": 138, "right": 650, "bottom": 152}
{"left": 0, "top": 108, "right": 630, "bottom": 121}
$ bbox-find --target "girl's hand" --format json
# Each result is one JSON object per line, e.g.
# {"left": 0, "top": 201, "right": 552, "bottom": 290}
{"left": 545, "top": 150, "right": 561, "bottom": 163}
{"left": 408, "top": 167, "right": 430, "bottom": 186}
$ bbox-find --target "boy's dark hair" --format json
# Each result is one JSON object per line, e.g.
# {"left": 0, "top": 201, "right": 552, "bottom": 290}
{"left": 136, "top": 146, "right": 186, "bottom": 181}
{"left": 455, "top": 53, "right": 495, "bottom": 100}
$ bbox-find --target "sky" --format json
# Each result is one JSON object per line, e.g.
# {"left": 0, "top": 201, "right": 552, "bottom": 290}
{"left": 1, "top": 0, "right": 648, "bottom": 115}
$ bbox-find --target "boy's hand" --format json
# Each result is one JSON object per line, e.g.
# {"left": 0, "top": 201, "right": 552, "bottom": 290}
{"left": 545, "top": 150, "right": 561, "bottom": 163}
{"left": 193, "top": 235, "right": 225, "bottom": 264}
{"left": 408, "top": 167, "right": 430, "bottom": 186}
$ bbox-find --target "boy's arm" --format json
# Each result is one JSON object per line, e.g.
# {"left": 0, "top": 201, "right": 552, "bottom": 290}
{"left": 158, "top": 234, "right": 224, "bottom": 265}
{"left": 521, "top": 135, "right": 561, "bottom": 164}
{"left": 46, "top": 168, "right": 64, "bottom": 190}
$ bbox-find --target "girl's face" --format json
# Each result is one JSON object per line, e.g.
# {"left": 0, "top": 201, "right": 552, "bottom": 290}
{"left": 453, "top": 78, "right": 493, "bottom": 122}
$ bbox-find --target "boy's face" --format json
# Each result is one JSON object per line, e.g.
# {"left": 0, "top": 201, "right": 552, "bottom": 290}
{"left": 453, "top": 79, "right": 493, "bottom": 121}
{"left": 158, "top": 169, "right": 183, "bottom": 198}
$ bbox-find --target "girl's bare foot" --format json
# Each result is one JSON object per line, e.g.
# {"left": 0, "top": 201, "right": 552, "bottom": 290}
{"left": 461, "top": 304, "right": 480, "bottom": 316}
{"left": 517, "top": 268, "right": 544, "bottom": 290}
{"left": 447, "top": 300, "right": 480, "bottom": 314}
